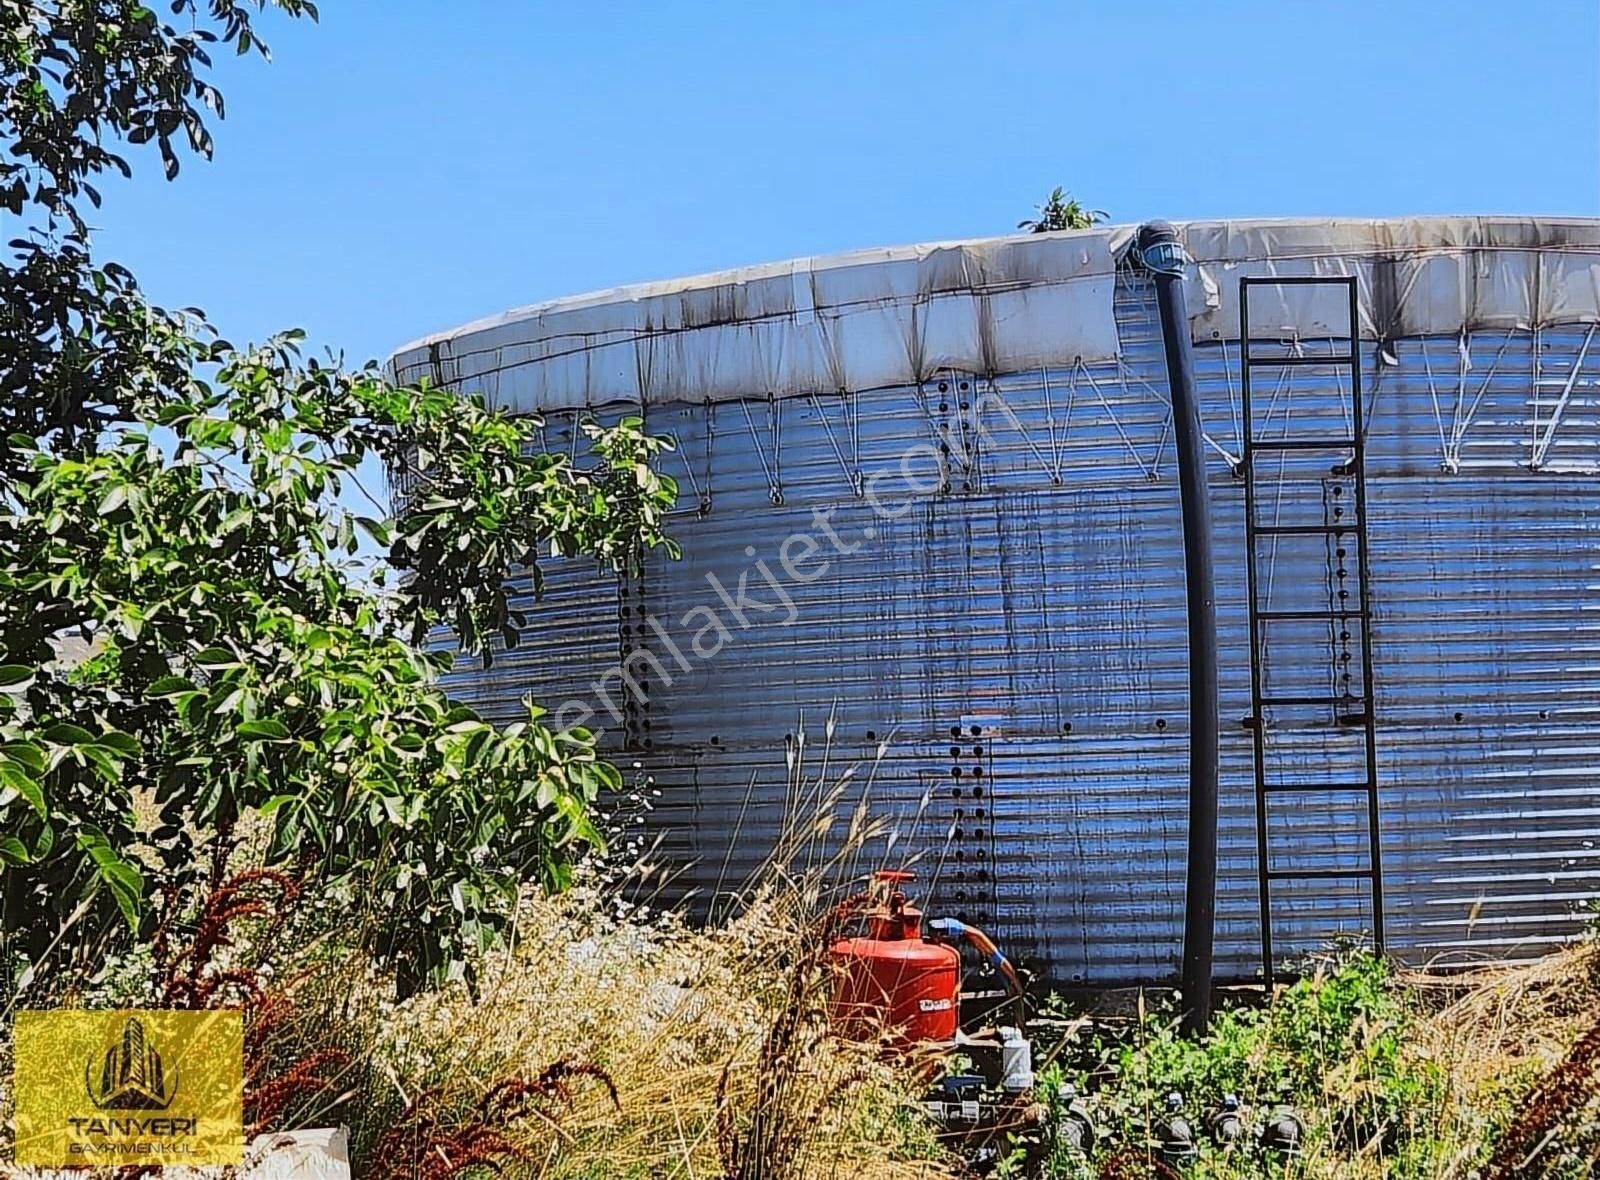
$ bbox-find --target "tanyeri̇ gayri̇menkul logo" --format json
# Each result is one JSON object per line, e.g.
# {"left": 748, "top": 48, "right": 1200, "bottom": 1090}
{"left": 11, "top": 1008, "right": 243, "bottom": 1167}
{"left": 85, "top": 1015, "right": 179, "bottom": 1110}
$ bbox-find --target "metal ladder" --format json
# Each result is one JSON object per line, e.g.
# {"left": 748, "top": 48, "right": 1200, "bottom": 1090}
{"left": 1240, "top": 275, "right": 1385, "bottom": 978}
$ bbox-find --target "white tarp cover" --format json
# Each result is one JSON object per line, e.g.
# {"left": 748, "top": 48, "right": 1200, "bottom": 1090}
{"left": 389, "top": 232, "right": 1121, "bottom": 412}
{"left": 1143, "top": 216, "right": 1600, "bottom": 345}
{"left": 391, "top": 217, "right": 1600, "bottom": 412}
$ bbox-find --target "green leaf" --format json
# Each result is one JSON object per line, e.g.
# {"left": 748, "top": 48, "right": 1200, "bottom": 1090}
{"left": 0, "top": 762, "right": 47, "bottom": 817}
{"left": 75, "top": 833, "right": 143, "bottom": 930}
{"left": 101, "top": 866, "right": 143, "bottom": 930}
{"left": 236, "top": 719, "right": 290, "bottom": 742}
{"left": 77, "top": 744, "right": 123, "bottom": 783}
{"left": 95, "top": 731, "right": 140, "bottom": 757}
{"left": 97, "top": 485, "right": 128, "bottom": 515}
{"left": 41, "top": 723, "right": 95, "bottom": 745}
{"left": 355, "top": 516, "right": 393, "bottom": 546}
{"left": 0, "top": 836, "right": 32, "bottom": 866}
{"left": 257, "top": 794, "right": 298, "bottom": 816}
{"left": 219, "top": 506, "right": 253, "bottom": 534}
{"left": 148, "top": 675, "right": 196, "bottom": 698}
{"left": 211, "top": 687, "right": 245, "bottom": 716}
{"left": 2, "top": 743, "right": 45, "bottom": 774}
{"left": 0, "top": 665, "right": 36, "bottom": 689}
{"left": 192, "top": 646, "right": 240, "bottom": 668}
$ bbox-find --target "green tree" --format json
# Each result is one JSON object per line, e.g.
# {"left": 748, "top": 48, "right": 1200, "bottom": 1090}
{"left": 0, "top": 2, "right": 678, "bottom": 992}
{"left": 1017, "top": 186, "right": 1107, "bottom": 233}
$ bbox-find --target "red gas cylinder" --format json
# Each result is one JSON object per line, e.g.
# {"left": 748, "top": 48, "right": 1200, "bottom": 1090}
{"left": 828, "top": 870, "right": 960, "bottom": 1047}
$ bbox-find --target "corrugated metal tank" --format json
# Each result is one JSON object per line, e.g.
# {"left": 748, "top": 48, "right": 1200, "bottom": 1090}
{"left": 391, "top": 218, "right": 1600, "bottom": 984}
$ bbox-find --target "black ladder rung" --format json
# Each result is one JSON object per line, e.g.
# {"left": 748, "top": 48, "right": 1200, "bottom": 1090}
{"left": 1242, "top": 352, "right": 1358, "bottom": 369}
{"left": 1252, "top": 523, "right": 1356, "bottom": 537}
{"left": 1257, "top": 694, "right": 1365, "bottom": 708}
{"left": 1264, "top": 867, "right": 1376, "bottom": 882}
{"left": 1241, "top": 275, "right": 1362, "bottom": 289}
{"left": 1254, "top": 609, "right": 1366, "bottom": 622}
{"left": 1251, "top": 707, "right": 1372, "bottom": 727}
{"left": 1245, "top": 437, "right": 1358, "bottom": 452}
{"left": 1261, "top": 782, "right": 1378, "bottom": 794}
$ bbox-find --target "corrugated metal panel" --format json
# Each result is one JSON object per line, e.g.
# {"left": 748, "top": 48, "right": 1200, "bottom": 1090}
{"left": 432, "top": 259, "right": 1600, "bottom": 985}
{"left": 434, "top": 558, "right": 621, "bottom": 729}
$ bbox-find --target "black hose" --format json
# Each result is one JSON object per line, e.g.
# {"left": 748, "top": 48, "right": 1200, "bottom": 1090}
{"left": 1137, "top": 221, "right": 1219, "bottom": 1038}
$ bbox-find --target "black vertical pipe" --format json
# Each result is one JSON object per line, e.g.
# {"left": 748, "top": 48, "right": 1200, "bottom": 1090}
{"left": 1137, "top": 221, "right": 1219, "bottom": 1037}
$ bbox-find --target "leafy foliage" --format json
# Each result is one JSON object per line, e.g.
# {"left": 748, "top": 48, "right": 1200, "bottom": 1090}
{"left": 1038, "top": 954, "right": 1451, "bottom": 1179}
{"left": 0, "top": 1, "right": 318, "bottom": 221}
{"left": 0, "top": 1, "right": 679, "bottom": 992}
{"left": 1017, "top": 186, "right": 1107, "bottom": 233}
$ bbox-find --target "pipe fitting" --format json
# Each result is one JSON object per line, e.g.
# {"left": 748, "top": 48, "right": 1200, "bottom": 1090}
{"left": 1136, "top": 220, "right": 1188, "bottom": 276}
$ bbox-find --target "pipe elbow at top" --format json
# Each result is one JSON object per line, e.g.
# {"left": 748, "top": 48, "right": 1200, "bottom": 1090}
{"left": 1136, "top": 220, "right": 1187, "bottom": 277}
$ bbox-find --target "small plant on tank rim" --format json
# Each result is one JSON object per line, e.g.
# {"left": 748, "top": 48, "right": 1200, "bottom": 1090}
{"left": 1018, "top": 187, "right": 1108, "bottom": 232}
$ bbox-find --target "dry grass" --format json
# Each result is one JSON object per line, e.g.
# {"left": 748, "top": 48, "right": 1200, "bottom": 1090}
{"left": 317, "top": 881, "right": 948, "bottom": 1180}
{"left": 271, "top": 715, "right": 962, "bottom": 1179}
{"left": 1406, "top": 943, "right": 1600, "bottom": 1073}
{"left": 1403, "top": 944, "right": 1600, "bottom": 1179}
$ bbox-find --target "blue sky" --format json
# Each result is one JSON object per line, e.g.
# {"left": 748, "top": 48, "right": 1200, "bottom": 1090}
{"left": 91, "top": 0, "right": 1598, "bottom": 370}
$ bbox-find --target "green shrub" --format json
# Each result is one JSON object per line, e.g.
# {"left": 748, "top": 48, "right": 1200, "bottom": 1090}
{"left": 1035, "top": 952, "right": 1452, "bottom": 1179}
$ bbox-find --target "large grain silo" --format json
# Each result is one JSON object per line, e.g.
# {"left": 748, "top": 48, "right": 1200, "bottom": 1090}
{"left": 389, "top": 217, "right": 1600, "bottom": 985}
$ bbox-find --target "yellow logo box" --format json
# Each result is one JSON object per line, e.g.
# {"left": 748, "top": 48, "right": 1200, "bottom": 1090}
{"left": 13, "top": 1009, "right": 244, "bottom": 1167}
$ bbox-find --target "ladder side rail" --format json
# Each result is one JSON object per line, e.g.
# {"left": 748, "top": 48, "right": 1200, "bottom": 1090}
{"left": 1239, "top": 280, "right": 1276, "bottom": 977}
{"left": 1345, "top": 276, "right": 1386, "bottom": 952}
